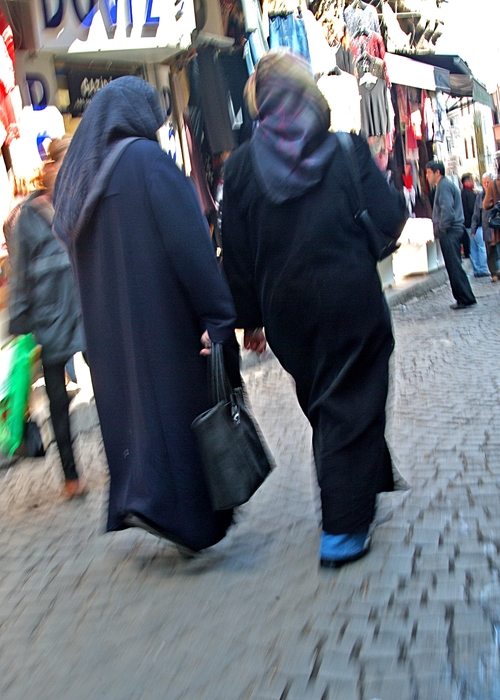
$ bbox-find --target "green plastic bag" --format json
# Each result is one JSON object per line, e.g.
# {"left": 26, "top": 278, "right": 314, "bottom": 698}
{"left": 0, "top": 334, "right": 39, "bottom": 456}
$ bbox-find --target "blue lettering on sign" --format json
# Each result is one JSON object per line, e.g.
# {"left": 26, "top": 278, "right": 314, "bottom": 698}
{"left": 100, "top": 0, "right": 133, "bottom": 37}
{"left": 26, "top": 74, "right": 49, "bottom": 110}
{"left": 142, "top": 0, "right": 159, "bottom": 36}
{"left": 41, "top": 0, "right": 162, "bottom": 33}
{"left": 37, "top": 132, "right": 51, "bottom": 159}
{"left": 41, "top": 0, "right": 97, "bottom": 29}
{"left": 72, "top": 0, "right": 98, "bottom": 27}
{"left": 41, "top": 0, "right": 64, "bottom": 29}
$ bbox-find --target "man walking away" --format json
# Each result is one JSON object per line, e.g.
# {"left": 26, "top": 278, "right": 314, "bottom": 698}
{"left": 426, "top": 161, "right": 477, "bottom": 310}
{"left": 462, "top": 173, "right": 488, "bottom": 277}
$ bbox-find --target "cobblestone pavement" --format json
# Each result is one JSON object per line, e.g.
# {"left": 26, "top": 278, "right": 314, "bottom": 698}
{"left": 2, "top": 275, "right": 500, "bottom": 700}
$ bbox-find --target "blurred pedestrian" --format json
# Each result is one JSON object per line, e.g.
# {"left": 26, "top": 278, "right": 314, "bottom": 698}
{"left": 461, "top": 173, "right": 488, "bottom": 277}
{"left": 426, "top": 161, "right": 476, "bottom": 310}
{"left": 222, "top": 50, "right": 407, "bottom": 568}
{"left": 483, "top": 152, "right": 500, "bottom": 267}
{"left": 8, "top": 136, "right": 87, "bottom": 499}
{"left": 53, "top": 77, "right": 238, "bottom": 554}
{"left": 471, "top": 173, "right": 498, "bottom": 281}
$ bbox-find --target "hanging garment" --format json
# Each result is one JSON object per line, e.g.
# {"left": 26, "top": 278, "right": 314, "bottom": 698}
{"left": 269, "top": 12, "right": 311, "bottom": 62}
{"left": 302, "top": 9, "right": 336, "bottom": 75}
{"left": 241, "top": 0, "right": 269, "bottom": 70}
{"left": 350, "top": 31, "right": 385, "bottom": 61}
{"left": 0, "top": 9, "right": 16, "bottom": 146}
{"left": 184, "top": 116, "right": 216, "bottom": 216}
{"left": 344, "top": 2, "right": 380, "bottom": 37}
{"left": 197, "top": 47, "right": 236, "bottom": 155}
{"left": 317, "top": 70, "right": 361, "bottom": 133}
{"left": 219, "top": 51, "right": 254, "bottom": 143}
{"left": 334, "top": 45, "right": 355, "bottom": 74}
{"left": 359, "top": 76, "right": 391, "bottom": 138}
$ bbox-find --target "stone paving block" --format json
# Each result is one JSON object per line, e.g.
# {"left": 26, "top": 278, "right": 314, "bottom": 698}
{"left": 362, "top": 673, "right": 414, "bottom": 700}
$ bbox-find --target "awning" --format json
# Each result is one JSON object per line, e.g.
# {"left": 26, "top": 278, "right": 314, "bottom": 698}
{"left": 385, "top": 53, "right": 440, "bottom": 91}
{"left": 399, "top": 53, "right": 495, "bottom": 109}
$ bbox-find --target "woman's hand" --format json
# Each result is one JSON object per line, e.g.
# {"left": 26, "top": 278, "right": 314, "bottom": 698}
{"left": 200, "top": 330, "right": 212, "bottom": 356}
{"left": 244, "top": 328, "right": 266, "bottom": 354}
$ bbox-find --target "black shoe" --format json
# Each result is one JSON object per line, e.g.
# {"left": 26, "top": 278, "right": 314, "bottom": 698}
{"left": 450, "top": 301, "right": 476, "bottom": 310}
{"left": 474, "top": 273, "right": 490, "bottom": 278}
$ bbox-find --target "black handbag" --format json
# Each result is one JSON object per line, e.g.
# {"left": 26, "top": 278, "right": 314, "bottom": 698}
{"left": 14, "top": 418, "right": 45, "bottom": 458}
{"left": 191, "top": 343, "right": 274, "bottom": 510}
{"left": 488, "top": 181, "right": 500, "bottom": 230}
{"left": 336, "top": 132, "right": 402, "bottom": 262}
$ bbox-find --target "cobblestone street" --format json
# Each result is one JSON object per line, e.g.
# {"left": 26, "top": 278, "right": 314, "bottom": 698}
{"left": 1, "top": 275, "right": 500, "bottom": 700}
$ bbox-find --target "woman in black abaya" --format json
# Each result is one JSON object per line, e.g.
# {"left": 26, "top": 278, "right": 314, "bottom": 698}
{"left": 222, "top": 50, "right": 407, "bottom": 567}
{"left": 53, "top": 77, "right": 238, "bottom": 553}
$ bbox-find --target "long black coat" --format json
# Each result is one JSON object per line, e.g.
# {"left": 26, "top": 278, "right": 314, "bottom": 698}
{"left": 223, "top": 133, "right": 407, "bottom": 534}
{"left": 73, "top": 140, "right": 237, "bottom": 551}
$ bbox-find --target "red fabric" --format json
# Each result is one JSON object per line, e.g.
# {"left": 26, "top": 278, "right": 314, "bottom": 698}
{"left": 0, "top": 10, "right": 18, "bottom": 146}
{"left": 402, "top": 173, "right": 413, "bottom": 189}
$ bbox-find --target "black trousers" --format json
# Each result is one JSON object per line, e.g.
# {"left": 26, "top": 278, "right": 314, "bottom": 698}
{"left": 487, "top": 242, "right": 500, "bottom": 277}
{"left": 438, "top": 228, "right": 476, "bottom": 305}
{"left": 42, "top": 360, "right": 79, "bottom": 481}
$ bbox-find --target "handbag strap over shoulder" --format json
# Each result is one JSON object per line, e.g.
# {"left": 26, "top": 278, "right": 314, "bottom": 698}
{"left": 210, "top": 342, "right": 233, "bottom": 405}
{"left": 335, "top": 131, "right": 366, "bottom": 216}
{"left": 494, "top": 179, "right": 500, "bottom": 203}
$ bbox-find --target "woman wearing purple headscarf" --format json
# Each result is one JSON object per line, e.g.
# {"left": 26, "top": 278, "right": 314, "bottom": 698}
{"left": 53, "top": 77, "right": 238, "bottom": 554}
{"left": 222, "top": 50, "right": 407, "bottom": 567}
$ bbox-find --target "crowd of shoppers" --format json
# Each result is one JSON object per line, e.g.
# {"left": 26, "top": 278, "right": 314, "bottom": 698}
{"left": 4, "top": 50, "right": 499, "bottom": 569}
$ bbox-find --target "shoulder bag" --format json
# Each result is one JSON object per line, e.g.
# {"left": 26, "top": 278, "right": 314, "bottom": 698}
{"left": 336, "top": 132, "right": 400, "bottom": 262}
{"left": 192, "top": 343, "right": 274, "bottom": 511}
{"left": 488, "top": 180, "right": 500, "bottom": 230}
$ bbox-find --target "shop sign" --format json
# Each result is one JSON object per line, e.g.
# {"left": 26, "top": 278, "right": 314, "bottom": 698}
{"left": 67, "top": 68, "right": 133, "bottom": 116}
{"left": 41, "top": 0, "right": 163, "bottom": 36}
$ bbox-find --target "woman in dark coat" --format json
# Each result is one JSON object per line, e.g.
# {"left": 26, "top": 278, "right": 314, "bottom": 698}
{"left": 222, "top": 50, "right": 407, "bottom": 567}
{"left": 53, "top": 77, "right": 237, "bottom": 553}
{"left": 9, "top": 136, "right": 87, "bottom": 499}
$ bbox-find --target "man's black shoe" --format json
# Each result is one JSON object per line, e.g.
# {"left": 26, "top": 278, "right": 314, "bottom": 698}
{"left": 450, "top": 302, "right": 476, "bottom": 310}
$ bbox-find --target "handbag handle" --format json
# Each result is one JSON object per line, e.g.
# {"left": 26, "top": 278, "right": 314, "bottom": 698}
{"left": 210, "top": 342, "right": 233, "bottom": 405}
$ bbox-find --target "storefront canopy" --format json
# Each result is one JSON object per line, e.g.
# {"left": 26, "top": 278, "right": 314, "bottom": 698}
{"left": 385, "top": 53, "right": 439, "bottom": 91}
{"left": 401, "top": 53, "right": 494, "bottom": 110}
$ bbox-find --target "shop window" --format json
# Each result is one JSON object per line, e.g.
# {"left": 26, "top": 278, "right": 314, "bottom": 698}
{"left": 464, "top": 138, "right": 469, "bottom": 159}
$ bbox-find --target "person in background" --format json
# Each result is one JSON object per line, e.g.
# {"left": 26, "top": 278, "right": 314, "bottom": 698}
{"left": 483, "top": 152, "right": 500, "bottom": 263}
{"left": 461, "top": 173, "right": 488, "bottom": 278}
{"left": 471, "top": 172, "right": 498, "bottom": 281}
{"left": 426, "top": 161, "right": 476, "bottom": 310}
{"left": 222, "top": 50, "right": 407, "bottom": 568}
{"left": 8, "top": 136, "right": 87, "bottom": 499}
{"left": 53, "top": 77, "right": 238, "bottom": 555}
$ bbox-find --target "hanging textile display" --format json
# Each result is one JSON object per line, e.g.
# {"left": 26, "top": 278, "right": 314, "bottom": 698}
{"left": 240, "top": 0, "right": 269, "bottom": 72}
{"left": 343, "top": 0, "right": 380, "bottom": 36}
{"left": 195, "top": 47, "right": 237, "bottom": 155}
{"left": 317, "top": 70, "right": 361, "bottom": 133}
{"left": 0, "top": 9, "right": 18, "bottom": 147}
{"left": 262, "top": 0, "right": 311, "bottom": 63}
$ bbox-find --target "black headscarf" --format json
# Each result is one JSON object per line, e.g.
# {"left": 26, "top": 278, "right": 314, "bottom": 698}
{"left": 53, "top": 76, "right": 165, "bottom": 248}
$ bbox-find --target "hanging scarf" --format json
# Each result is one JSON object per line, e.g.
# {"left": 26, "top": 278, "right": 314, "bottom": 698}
{"left": 53, "top": 76, "right": 165, "bottom": 248}
{"left": 246, "top": 49, "right": 337, "bottom": 204}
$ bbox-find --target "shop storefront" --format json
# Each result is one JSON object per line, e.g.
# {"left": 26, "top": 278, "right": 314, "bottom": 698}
{"left": 0, "top": 0, "right": 494, "bottom": 292}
